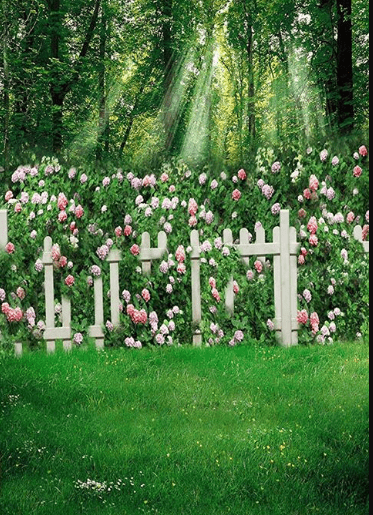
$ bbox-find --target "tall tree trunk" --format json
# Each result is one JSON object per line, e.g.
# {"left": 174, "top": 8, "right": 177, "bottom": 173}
{"left": 96, "top": 1, "right": 107, "bottom": 164}
{"left": 247, "top": 25, "right": 256, "bottom": 141}
{"left": 161, "top": 0, "right": 175, "bottom": 152}
{"left": 48, "top": 0, "right": 101, "bottom": 154}
{"left": 1, "top": 0, "right": 10, "bottom": 171}
{"left": 336, "top": 0, "right": 354, "bottom": 132}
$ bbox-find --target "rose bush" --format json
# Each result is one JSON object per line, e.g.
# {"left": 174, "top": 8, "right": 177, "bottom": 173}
{"left": 0, "top": 144, "right": 369, "bottom": 350}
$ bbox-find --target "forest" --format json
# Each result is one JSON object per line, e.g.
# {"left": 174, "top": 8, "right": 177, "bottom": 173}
{"left": 0, "top": 0, "right": 369, "bottom": 172}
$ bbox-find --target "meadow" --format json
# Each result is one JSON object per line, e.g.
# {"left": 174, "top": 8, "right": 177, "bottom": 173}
{"left": 0, "top": 340, "right": 369, "bottom": 515}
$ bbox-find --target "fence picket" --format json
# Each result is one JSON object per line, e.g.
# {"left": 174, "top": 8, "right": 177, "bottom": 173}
{"left": 223, "top": 228, "right": 234, "bottom": 315}
{"left": 190, "top": 230, "right": 202, "bottom": 346}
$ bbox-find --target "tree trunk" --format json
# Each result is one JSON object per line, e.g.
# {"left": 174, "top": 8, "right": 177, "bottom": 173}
{"left": 96, "top": 1, "right": 108, "bottom": 164}
{"left": 336, "top": 0, "right": 354, "bottom": 132}
{"left": 247, "top": 25, "right": 256, "bottom": 141}
{"left": 1, "top": 0, "right": 10, "bottom": 171}
{"left": 161, "top": 0, "right": 175, "bottom": 152}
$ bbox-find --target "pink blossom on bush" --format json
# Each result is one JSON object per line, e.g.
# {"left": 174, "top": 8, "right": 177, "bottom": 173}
{"left": 175, "top": 245, "right": 186, "bottom": 263}
{"left": 106, "top": 320, "right": 114, "bottom": 331}
{"left": 233, "top": 281, "right": 239, "bottom": 294}
{"left": 73, "top": 332, "right": 83, "bottom": 345}
{"left": 298, "top": 208, "right": 307, "bottom": 219}
{"left": 254, "top": 260, "right": 263, "bottom": 273}
{"left": 130, "top": 244, "right": 140, "bottom": 256}
{"left": 298, "top": 255, "right": 305, "bottom": 265}
{"left": 238, "top": 169, "right": 247, "bottom": 180}
{"left": 309, "top": 234, "right": 318, "bottom": 246}
{"left": 346, "top": 212, "right": 355, "bottom": 224}
{"left": 271, "top": 161, "right": 281, "bottom": 173}
{"left": 14, "top": 202, "right": 22, "bottom": 213}
{"left": 262, "top": 184, "right": 274, "bottom": 200}
{"left": 359, "top": 145, "right": 368, "bottom": 156}
{"left": 303, "top": 188, "right": 312, "bottom": 200}
{"left": 58, "top": 210, "right": 67, "bottom": 223}
{"left": 211, "top": 180, "right": 218, "bottom": 190}
{"left": 309, "top": 175, "right": 319, "bottom": 191}
{"left": 177, "top": 263, "right": 186, "bottom": 274}
{"left": 211, "top": 288, "right": 221, "bottom": 302}
{"left": 96, "top": 245, "right": 109, "bottom": 260}
{"left": 75, "top": 205, "right": 84, "bottom": 218}
{"left": 188, "top": 198, "right": 198, "bottom": 216}
{"left": 303, "top": 289, "right": 312, "bottom": 303}
{"left": 16, "top": 287, "right": 25, "bottom": 300}
{"left": 5, "top": 191, "right": 13, "bottom": 202}
{"left": 353, "top": 166, "right": 362, "bottom": 177}
{"left": 5, "top": 242, "right": 15, "bottom": 254}
{"left": 57, "top": 193, "right": 68, "bottom": 210}
{"left": 267, "top": 319, "right": 275, "bottom": 331}
{"left": 271, "top": 203, "right": 281, "bottom": 215}
{"left": 307, "top": 216, "right": 318, "bottom": 234}
{"left": 142, "top": 289, "right": 151, "bottom": 302}
{"left": 232, "top": 189, "right": 241, "bottom": 201}
{"left": 65, "top": 275, "right": 75, "bottom": 287}
{"left": 320, "top": 149, "right": 328, "bottom": 162}
{"left": 297, "top": 310, "right": 308, "bottom": 325}
{"left": 234, "top": 330, "right": 244, "bottom": 342}
{"left": 331, "top": 156, "right": 339, "bottom": 166}
{"left": 189, "top": 216, "right": 197, "bottom": 227}
{"left": 362, "top": 224, "right": 369, "bottom": 241}
{"left": 246, "top": 270, "right": 254, "bottom": 280}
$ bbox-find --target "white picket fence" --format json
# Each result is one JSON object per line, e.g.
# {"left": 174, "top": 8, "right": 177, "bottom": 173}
{"left": 0, "top": 209, "right": 369, "bottom": 355}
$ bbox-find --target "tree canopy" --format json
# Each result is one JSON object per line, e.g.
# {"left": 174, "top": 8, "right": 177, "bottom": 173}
{"left": 0, "top": 0, "right": 369, "bottom": 170}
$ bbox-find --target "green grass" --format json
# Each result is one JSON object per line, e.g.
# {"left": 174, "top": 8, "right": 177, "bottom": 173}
{"left": 0, "top": 341, "right": 369, "bottom": 515}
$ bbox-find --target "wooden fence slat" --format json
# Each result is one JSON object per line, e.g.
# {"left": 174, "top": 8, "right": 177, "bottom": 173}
{"left": 0, "top": 210, "right": 7, "bottom": 250}
{"left": 223, "top": 229, "right": 234, "bottom": 315}
{"left": 108, "top": 249, "right": 121, "bottom": 326}
{"left": 290, "top": 226, "right": 299, "bottom": 345}
{"left": 255, "top": 225, "right": 266, "bottom": 264}
{"left": 273, "top": 226, "right": 282, "bottom": 339}
{"left": 279, "top": 210, "right": 292, "bottom": 347}
{"left": 238, "top": 228, "right": 251, "bottom": 266}
{"left": 191, "top": 230, "right": 202, "bottom": 346}
{"left": 89, "top": 276, "right": 105, "bottom": 349}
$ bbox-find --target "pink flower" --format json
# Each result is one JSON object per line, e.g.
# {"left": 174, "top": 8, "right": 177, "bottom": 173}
{"left": 188, "top": 198, "right": 198, "bottom": 216}
{"left": 16, "top": 287, "right": 25, "bottom": 300}
{"left": 65, "top": 275, "right": 75, "bottom": 287}
{"left": 209, "top": 277, "right": 216, "bottom": 288}
{"left": 309, "top": 234, "right": 318, "bottom": 246}
{"left": 298, "top": 255, "right": 305, "bottom": 265}
{"left": 353, "top": 166, "right": 362, "bottom": 177}
{"left": 5, "top": 191, "right": 13, "bottom": 202}
{"left": 362, "top": 224, "right": 369, "bottom": 241}
{"left": 297, "top": 310, "right": 308, "bottom": 325}
{"left": 5, "top": 242, "right": 15, "bottom": 254}
{"left": 310, "top": 312, "right": 319, "bottom": 326}
{"left": 234, "top": 330, "right": 244, "bottom": 342}
{"left": 177, "top": 263, "right": 186, "bottom": 274}
{"left": 73, "top": 332, "right": 83, "bottom": 345}
{"left": 298, "top": 208, "right": 307, "bottom": 219}
{"left": 320, "top": 149, "right": 328, "bottom": 162}
{"left": 115, "top": 226, "right": 122, "bottom": 237}
{"left": 271, "top": 203, "right": 281, "bottom": 215}
{"left": 303, "top": 188, "right": 312, "bottom": 200}
{"left": 75, "top": 205, "right": 84, "bottom": 218}
{"left": 267, "top": 319, "right": 275, "bottom": 331}
{"left": 359, "top": 145, "right": 368, "bottom": 157}
{"left": 58, "top": 211, "right": 67, "bottom": 223}
{"left": 142, "top": 289, "right": 151, "bottom": 302}
{"left": 232, "top": 189, "right": 241, "bottom": 201}
{"left": 130, "top": 244, "right": 140, "bottom": 256}
{"left": 307, "top": 216, "right": 318, "bottom": 234}
{"left": 233, "top": 281, "right": 239, "bottom": 294}
{"left": 188, "top": 216, "right": 197, "bottom": 227}
{"left": 124, "top": 225, "right": 132, "bottom": 237}
{"left": 303, "top": 289, "right": 312, "bottom": 303}
{"left": 91, "top": 265, "right": 101, "bottom": 277}
{"left": 331, "top": 156, "right": 339, "bottom": 166}
{"left": 211, "top": 180, "right": 218, "bottom": 190}
{"left": 246, "top": 270, "right": 254, "bottom": 281}
{"left": 57, "top": 193, "right": 68, "bottom": 210}
{"left": 238, "top": 169, "right": 247, "bottom": 180}
{"left": 211, "top": 288, "right": 221, "bottom": 302}
{"left": 346, "top": 212, "right": 355, "bottom": 224}
{"left": 80, "top": 173, "right": 88, "bottom": 184}
{"left": 14, "top": 202, "right": 22, "bottom": 213}
{"left": 175, "top": 245, "right": 186, "bottom": 263}
{"left": 300, "top": 247, "right": 308, "bottom": 256}
{"left": 254, "top": 260, "right": 263, "bottom": 273}
{"left": 106, "top": 320, "right": 114, "bottom": 332}
{"left": 271, "top": 161, "right": 281, "bottom": 173}
{"left": 309, "top": 175, "right": 319, "bottom": 192}
{"left": 58, "top": 256, "right": 68, "bottom": 268}
{"left": 161, "top": 173, "right": 169, "bottom": 182}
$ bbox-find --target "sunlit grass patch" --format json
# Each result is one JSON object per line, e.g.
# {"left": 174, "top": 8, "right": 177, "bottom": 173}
{"left": 0, "top": 341, "right": 369, "bottom": 515}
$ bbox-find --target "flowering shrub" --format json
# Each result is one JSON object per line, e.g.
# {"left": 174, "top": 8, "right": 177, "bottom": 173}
{"left": 0, "top": 145, "right": 369, "bottom": 350}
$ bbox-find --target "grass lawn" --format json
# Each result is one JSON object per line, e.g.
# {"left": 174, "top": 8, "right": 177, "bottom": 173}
{"left": 0, "top": 341, "right": 369, "bottom": 515}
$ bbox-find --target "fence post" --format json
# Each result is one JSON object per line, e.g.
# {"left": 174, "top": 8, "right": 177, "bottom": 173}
{"left": 89, "top": 276, "right": 105, "bottom": 349}
{"left": 223, "top": 228, "right": 234, "bottom": 315}
{"left": 141, "top": 232, "right": 152, "bottom": 275}
{"left": 255, "top": 223, "right": 266, "bottom": 264}
{"left": 62, "top": 296, "right": 72, "bottom": 351}
{"left": 107, "top": 249, "right": 121, "bottom": 327}
{"left": 0, "top": 209, "right": 7, "bottom": 250}
{"left": 353, "top": 225, "right": 369, "bottom": 253}
{"left": 42, "top": 236, "right": 56, "bottom": 353}
{"left": 279, "top": 210, "right": 292, "bottom": 347}
{"left": 289, "top": 225, "right": 299, "bottom": 345}
{"left": 191, "top": 230, "right": 202, "bottom": 346}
